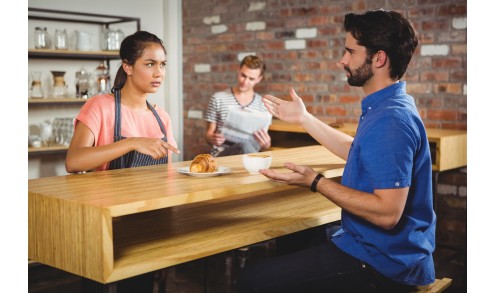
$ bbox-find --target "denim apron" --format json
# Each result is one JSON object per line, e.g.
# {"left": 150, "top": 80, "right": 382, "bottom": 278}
{"left": 108, "top": 89, "right": 168, "bottom": 169}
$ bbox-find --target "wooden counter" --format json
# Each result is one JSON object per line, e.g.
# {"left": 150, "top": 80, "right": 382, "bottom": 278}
{"left": 269, "top": 119, "right": 467, "bottom": 172}
{"left": 28, "top": 146, "right": 345, "bottom": 284}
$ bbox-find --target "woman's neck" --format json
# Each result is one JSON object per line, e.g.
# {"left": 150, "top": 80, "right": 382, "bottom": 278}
{"left": 119, "top": 85, "right": 149, "bottom": 111}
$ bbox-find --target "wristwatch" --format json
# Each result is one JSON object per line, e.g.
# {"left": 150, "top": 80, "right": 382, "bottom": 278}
{"left": 310, "top": 173, "right": 324, "bottom": 192}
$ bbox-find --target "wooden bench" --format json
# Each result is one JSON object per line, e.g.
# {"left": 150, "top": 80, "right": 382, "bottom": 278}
{"left": 413, "top": 278, "right": 452, "bottom": 292}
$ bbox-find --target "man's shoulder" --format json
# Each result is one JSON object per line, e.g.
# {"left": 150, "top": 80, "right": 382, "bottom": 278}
{"left": 212, "top": 88, "right": 232, "bottom": 99}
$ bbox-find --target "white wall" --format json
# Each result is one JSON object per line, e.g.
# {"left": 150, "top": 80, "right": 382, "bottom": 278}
{"left": 27, "top": 0, "right": 183, "bottom": 178}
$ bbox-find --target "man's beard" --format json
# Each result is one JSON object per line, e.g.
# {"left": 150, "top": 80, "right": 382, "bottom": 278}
{"left": 344, "top": 56, "right": 373, "bottom": 87}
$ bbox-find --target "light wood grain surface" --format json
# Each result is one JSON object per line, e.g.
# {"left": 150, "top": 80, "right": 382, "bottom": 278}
{"left": 29, "top": 145, "right": 345, "bottom": 283}
{"left": 269, "top": 119, "right": 467, "bottom": 171}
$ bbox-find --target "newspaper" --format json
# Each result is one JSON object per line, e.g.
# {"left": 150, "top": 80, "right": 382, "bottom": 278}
{"left": 221, "top": 107, "right": 272, "bottom": 149}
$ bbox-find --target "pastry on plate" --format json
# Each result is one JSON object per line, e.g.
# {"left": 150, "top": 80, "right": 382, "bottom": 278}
{"left": 189, "top": 154, "right": 217, "bottom": 173}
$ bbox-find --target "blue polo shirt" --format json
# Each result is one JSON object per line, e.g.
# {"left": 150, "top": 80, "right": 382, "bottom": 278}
{"left": 331, "top": 81, "right": 436, "bottom": 285}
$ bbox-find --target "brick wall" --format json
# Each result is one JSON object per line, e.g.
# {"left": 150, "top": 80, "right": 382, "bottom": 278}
{"left": 436, "top": 167, "right": 467, "bottom": 248}
{"left": 181, "top": 0, "right": 467, "bottom": 160}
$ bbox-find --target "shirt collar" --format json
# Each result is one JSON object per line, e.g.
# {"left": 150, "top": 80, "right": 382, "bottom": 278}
{"left": 361, "top": 81, "right": 406, "bottom": 114}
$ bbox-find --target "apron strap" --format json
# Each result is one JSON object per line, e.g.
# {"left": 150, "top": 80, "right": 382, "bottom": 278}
{"left": 112, "top": 88, "right": 122, "bottom": 140}
{"left": 146, "top": 101, "right": 168, "bottom": 142}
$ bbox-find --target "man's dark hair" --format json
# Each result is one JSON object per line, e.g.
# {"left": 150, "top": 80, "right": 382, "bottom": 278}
{"left": 344, "top": 9, "right": 419, "bottom": 80}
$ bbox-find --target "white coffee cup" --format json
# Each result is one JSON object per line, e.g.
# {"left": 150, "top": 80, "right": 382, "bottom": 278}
{"left": 242, "top": 154, "right": 272, "bottom": 174}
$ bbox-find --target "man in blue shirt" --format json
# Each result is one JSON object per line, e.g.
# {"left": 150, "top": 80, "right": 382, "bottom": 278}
{"left": 238, "top": 9, "right": 436, "bottom": 293}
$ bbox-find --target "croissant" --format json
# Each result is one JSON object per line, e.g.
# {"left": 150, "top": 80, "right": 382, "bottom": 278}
{"left": 189, "top": 154, "right": 217, "bottom": 173}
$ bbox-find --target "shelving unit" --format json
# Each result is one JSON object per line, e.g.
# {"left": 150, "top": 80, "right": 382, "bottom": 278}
{"left": 28, "top": 145, "right": 70, "bottom": 157}
{"left": 28, "top": 7, "right": 140, "bottom": 157}
{"left": 28, "top": 7, "right": 140, "bottom": 32}
{"left": 29, "top": 48, "right": 120, "bottom": 60}
{"left": 28, "top": 98, "right": 88, "bottom": 107}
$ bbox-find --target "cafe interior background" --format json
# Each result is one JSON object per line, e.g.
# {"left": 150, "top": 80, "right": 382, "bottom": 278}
{"left": 18, "top": 0, "right": 488, "bottom": 291}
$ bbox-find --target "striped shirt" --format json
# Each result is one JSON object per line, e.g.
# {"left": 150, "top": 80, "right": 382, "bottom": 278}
{"left": 204, "top": 88, "right": 270, "bottom": 134}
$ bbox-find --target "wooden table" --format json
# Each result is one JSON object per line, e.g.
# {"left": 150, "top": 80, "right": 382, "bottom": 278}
{"left": 28, "top": 146, "right": 345, "bottom": 284}
{"left": 269, "top": 119, "right": 467, "bottom": 172}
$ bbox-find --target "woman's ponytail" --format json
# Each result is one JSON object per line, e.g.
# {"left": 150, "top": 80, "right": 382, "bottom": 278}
{"left": 112, "top": 65, "right": 127, "bottom": 91}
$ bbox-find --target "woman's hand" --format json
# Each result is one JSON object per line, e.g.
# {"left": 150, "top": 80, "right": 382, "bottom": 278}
{"left": 259, "top": 162, "right": 317, "bottom": 189}
{"left": 130, "top": 137, "right": 180, "bottom": 159}
{"left": 263, "top": 88, "right": 309, "bottom": 124}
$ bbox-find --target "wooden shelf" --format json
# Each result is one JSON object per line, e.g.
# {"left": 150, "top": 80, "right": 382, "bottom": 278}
{"left": 28, "top": 98, "right": 88, "bottom": 107}
{"left": 269, "top": 119, "right": 467, "bottom": 172}
{"left": 28, "top": 49, "right": 120, "bottom": 60}
{"left": 110, "top": 188, "right": 341, "bottom": 282}
{"left": 28, "top": 145, "right": 68, "bottom": 156}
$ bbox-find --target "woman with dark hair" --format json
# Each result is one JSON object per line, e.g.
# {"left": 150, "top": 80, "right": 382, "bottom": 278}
{"left": 66, "top": 31, "right": 179, "bottom": 173}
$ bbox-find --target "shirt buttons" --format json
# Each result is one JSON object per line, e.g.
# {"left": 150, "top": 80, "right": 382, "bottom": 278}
{"left": 395, "top": 182, "right": 400, "bottom": 187}
{"left": 368, "top": 107, "right": 371, "bottom": 110}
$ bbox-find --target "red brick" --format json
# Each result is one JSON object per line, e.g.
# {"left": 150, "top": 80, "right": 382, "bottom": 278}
{"left": 437, "top": 31, "right": 466, "bottom": 43}
{"left": 229, "top": 43, "right": 246, "bottom": 51}
{"left": 318, "top": 5, "right": 343, "bottom": 15}
{"left": 325, "top": 106, "right": 347, "bottom": 116}
{"left": 451, "top": 44, "right": 467, "bottom": 55}
{"left": 407, "top": 7, "right": 436, "bottom": 18}
{"left": 422, "top": 19, "right": 450, "bottom": 30}
{"left": 294, "top": 73, "right": 313, "bottom": 82}
{"left": 339, "top": 95, "right": 360, "bottom": 104}
{"left": 256, "top": 32, "right": 275, "bottom": 40}
{"left": 300, "top": 94, "right": 315, "bottom": 103}
{"left": 409, "top": 57, "right": 432, "bottom": 69}
{"left": 432, "top": 57, "right": 462, "bottom": 68}
{"left": 406, "top": 83, "right": 431, "bottom": 94}
{"left": 420, "top": 71, "right": 449, "bottom": 81}
{"left": 427, "top": 109, "right": 458, "bottom": 120}
{"left": 450, "top": 70, "right": 466, "bottom": 82}
{"left": 263, "top": 41, "right": 284, "bottom": 50}
{"left": 437, "top": 4, "right": 467, "bottom": 16}
{"left": 351, "top": 0, "right": 366, "bottom": 11}
{"left": 305, "top": 84, "right": 329, "bottom": 93}
{"left": 283, "top": 18, "right": 308, "bottom": 28}
{"left": 308, "top": 40, "right": 329, "bottom": 49}
{"left": 433, "top": 83, "right": 462, "bottom": 94}
{"left": 309, "top": 16, "right": 330, "bottom": 26}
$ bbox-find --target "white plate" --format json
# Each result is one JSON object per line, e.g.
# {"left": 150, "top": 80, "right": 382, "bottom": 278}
{"left": 177, "top": 166, "right": 232, "bottom": 178}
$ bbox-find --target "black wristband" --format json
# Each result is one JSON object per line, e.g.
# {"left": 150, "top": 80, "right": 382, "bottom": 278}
{"left": 310, "top": 173, "right": 324, "bottom": 192}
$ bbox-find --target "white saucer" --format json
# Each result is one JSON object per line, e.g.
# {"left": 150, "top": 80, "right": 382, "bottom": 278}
{"left": 177, "top": 166, "right": 232, "bottom": 178}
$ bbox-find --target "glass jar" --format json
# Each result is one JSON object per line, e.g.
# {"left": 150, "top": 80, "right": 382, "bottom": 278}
{"left": 54, "top": 29, "right": 68, "bottom": 50}
{"left": 34, "top": 27, "right": 50, "bottom": 49}
{"left": 102, "top": 28, "right": 125, "bottom": 50}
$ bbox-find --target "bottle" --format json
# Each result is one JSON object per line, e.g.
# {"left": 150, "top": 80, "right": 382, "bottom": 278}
{"left": 75, "top": 67, "right": 90, "bottom": 98}
{"left": 95, "top": 63, "right": 110, "bottom": 94}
